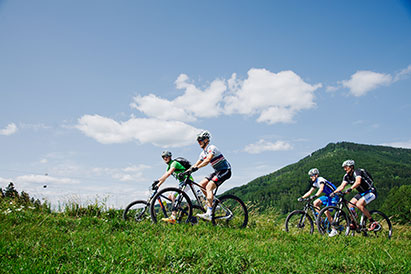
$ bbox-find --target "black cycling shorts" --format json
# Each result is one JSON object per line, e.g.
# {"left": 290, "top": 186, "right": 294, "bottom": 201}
{"left": 206, "top": 169, "right": 231, "bottom": 187}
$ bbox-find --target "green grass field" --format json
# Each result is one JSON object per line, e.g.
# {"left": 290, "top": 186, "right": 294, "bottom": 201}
{"left": 1, "top": 204, "right": 410, "bottom": 274}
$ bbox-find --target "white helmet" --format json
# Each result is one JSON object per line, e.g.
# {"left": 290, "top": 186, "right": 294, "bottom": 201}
{"left": 197, "top": 130, "right": 211, "bottom": 141}
{"left": 308, "top": 168, "right": 319, "bottom": 176}
{"left": 342, "top": 159, "right": 355, "bottom": 167}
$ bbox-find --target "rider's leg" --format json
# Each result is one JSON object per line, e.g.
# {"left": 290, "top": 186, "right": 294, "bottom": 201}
{"left": 313, "top": 198, "right": 322, "bottom": 213}
{"left": 356, "top": 197, "right": 372, "bottom": 220}
{"left": 199, "top": 178, "right": 210, "bottom": 200}
{"left": 205, "top": 181, "right": 217, "bottom": 208}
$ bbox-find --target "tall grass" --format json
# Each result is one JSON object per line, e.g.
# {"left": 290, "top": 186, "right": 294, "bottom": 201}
{"left": 0, "top": 199, "right": 410, "bottom": 273}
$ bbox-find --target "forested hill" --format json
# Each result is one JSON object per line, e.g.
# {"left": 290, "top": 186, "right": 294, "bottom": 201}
{"left": 225, "top": 142, "right": 411, "bottom": 217}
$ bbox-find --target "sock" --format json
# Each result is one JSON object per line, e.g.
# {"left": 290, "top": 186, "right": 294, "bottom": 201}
{"left": 207, "top": 207, "right": 212, "bottom": 214}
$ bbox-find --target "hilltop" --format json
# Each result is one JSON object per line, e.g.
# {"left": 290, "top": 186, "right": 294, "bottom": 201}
{"left": 225, "top": 142, "right": 411, "bottom": 221}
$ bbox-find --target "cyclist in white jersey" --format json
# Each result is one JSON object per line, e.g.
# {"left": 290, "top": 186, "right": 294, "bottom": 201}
{"left": 186, "top": 130, "right": 231, "bottom": 221}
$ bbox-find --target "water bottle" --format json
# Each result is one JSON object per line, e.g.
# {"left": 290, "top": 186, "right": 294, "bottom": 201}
{"left": 196, "top": 189, "right": 206, "bottom": 206}
{"left": 349, "top": 207, "right": 358, "bottom": 219}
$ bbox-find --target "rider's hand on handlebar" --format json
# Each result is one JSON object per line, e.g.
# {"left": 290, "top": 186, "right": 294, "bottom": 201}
{"left": 309, "top": 195, "right": 316, "bottom": 200}
{"left": 189, "top": 166, "right": 198, "bottom": 173}
{"left": 329, "top": 192, "right": 335, "bottom": 198}
{"left": 297, "top": 197, "right": 303, "bottom": 202}
{"left": 152, "top": 180, "right": 159, "bottom": 190}
{"left": 343, "top": 188, "right": 352, "bottom": 194}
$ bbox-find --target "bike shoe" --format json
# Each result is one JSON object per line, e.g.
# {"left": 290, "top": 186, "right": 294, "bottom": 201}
{"left": 161, "top": 217, "right": 176, "bottom": 224}
{"left": 368, "top": 221, "right": 381, "bottom": 232}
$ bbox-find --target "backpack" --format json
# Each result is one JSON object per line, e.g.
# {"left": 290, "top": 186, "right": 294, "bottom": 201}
{"left": 360, "top": 168, "right": 374, "bottom": 186}
{"left": 174, "top": 157, "right": 192, "bottom": 170}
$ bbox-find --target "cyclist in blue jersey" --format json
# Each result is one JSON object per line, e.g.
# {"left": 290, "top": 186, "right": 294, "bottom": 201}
{"left": 330, "top": 160, "right": 380, "bottom": 235}
{"left": 299, "top": 168, "right": 339, "bottom": 233}
{"left": 186, "top": 130, "right": 231, "bottom": 221}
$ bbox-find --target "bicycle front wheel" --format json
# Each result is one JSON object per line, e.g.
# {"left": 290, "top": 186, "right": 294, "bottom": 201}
{"left": 361, "top": 210, "right": 392, "bottom": 239}
{"left": 285, "top": 210, "right": 314, "bottom": 234}
{"left": 123, "top": 200, "right": 149, "bottom": 222}
{"left": 211, "top": 194, "right": 248, "bottom": 228}
{"left": 150, "top": 187, "right": 193, "bottom": 224}
{"left": 317, "top": 206, "right": 349, "bottom": 236}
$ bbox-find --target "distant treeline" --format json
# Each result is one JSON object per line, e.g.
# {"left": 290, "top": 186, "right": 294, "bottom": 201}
{"left": 1, "top": 182, "right": 50, "bottom": 212}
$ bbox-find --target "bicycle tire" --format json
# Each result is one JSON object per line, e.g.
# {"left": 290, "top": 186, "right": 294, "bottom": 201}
{"left": 360, "top": 210, "right": 393, "bottom": 239}
{"left": 317, "top": 206, "right": 349, "bottom": 236}
{"left": 150, "top": 187, "right": 193, "bottom": 224}
{"left": 123, "top": 200, "right": 149, "bottom": 222}
{"left": 285, "top": 210, "right": 314, "bottom": 234}
{"left": 211, "top": 194, "right": 248, "bottom": 228}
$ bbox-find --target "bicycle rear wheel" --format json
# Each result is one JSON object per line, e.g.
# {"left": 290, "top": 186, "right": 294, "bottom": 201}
{"left": 150, "top": 187, "right": 193, "bottom": 224}
{"left": 285, "top": 210, "right": 314, "bottom": 234}
{"left": 317, "top": 206, "right": 349, "bottom": 236}
{"left": 361, "top": 210, "right": 392, "bottom": 239}
{"left": 123, "top": 200, "right": 149, "bottom": 222}
{"left": 211, "top": 194, "right": 248, "bottom": 228}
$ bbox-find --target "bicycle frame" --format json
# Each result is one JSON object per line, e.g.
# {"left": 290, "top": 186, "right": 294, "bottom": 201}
{"left": 334, "top": 193, "right": 365, "bottom": 233}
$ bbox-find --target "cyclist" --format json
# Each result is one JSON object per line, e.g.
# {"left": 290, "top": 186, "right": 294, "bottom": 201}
{"left": 153, "top": 150, "right": 192, "bottom": 224}
{"left": 186, "top": 130, "right": 231, "bottom": 221}
{"left": 330, "top": 159, "right": 380, "bottom": 236}
{"left": 299, "top": 168, "right": 339, "bottom": 231}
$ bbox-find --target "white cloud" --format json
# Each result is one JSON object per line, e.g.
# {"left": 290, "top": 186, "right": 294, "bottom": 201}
{"left": 224, "top": 69, "right": 322, "bottom": 124}
{"left": 327, "top": 65, "right": 411, "bottom": 96}
{"left": 76, "top": 114, "right": 200, "bottom": 147}
{"left": 16, "top": 174, "right": 80, "bottom": 185}
{"left": 244, "top": 139, "right": 293, "bottom": 154}
{"left": 381, "top": 140, "right": 411, "bottom": 149}
{"left": 0, "top": 123, "right": 17, "bottom": 136}
{"left": 92, "top": 164, "right": 151, "bottom": 182}
{"left": 341, "top": 70, "right": 392, "bottom": 96}
{"left": 131, "top": 74, "right": 226, "bottom": 121}
{"left": 130, "top": 69, "right": 321, "bottom": 126}
{"left": 78, "top": 68, "right": 321, "bottom": 147}
{"left": 0, "top": 177, "right": 13, "bottom": 185}
{"left": 393, "top": 65, "right": 411, "bottom": 82}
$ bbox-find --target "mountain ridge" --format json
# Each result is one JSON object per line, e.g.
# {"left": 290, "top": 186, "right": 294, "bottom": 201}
{"left": 225, "top": 141, "right": 411, "bottom": 215}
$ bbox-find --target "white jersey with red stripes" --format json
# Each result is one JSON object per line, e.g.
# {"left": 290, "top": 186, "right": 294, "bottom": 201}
{"left": 198, "top": 144, "right": 231, "bottom": 171}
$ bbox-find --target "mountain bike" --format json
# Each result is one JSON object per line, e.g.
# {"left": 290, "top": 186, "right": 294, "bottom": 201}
{"left": 123, "top": 185, "right": 162, "bottom": 222}
{"left": 150, "top": 170, "right": 248, "bottom": 228}
{"left": 316, "top": 191, "right": 392, "bottom": 238}
{"left": 284, "top": 197, "right": 332, "bottom": 234}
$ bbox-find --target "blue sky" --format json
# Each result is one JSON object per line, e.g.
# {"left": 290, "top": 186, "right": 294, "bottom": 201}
{"left": 1, "top": 0, "right": 410, "bottom": 209}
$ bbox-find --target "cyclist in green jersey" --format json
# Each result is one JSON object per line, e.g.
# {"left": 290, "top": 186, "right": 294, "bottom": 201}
{"left": 152, "top": 150, "right": 192, "bottom": 224}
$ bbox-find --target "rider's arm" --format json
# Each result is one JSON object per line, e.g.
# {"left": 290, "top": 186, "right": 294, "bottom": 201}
{"left": 194, "top": 152, "right": 214, "bottom": 169}
{"left": 349, "top": 176, "right": 362, "bottom": 191}
{"left": 156, "top": 166, "right": 176, "bottom": 187}
{"left": 302, "top": 187, "right": 315, "bottom": 199}
{"left": 314, "top": 183, "right": 325, "bottom": 197}
{"left": 333, "top": 181, "right": 348, "bottom": 194}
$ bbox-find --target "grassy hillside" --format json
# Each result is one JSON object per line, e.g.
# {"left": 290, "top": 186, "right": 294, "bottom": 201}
{"left": 225, "top": 142, "right": 411, "bottom": 217}
{"left": 1, "top": 200, "right": 410, "bottom": 273}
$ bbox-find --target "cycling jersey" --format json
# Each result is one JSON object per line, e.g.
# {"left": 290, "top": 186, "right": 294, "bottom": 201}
{"left": 343, "top": 169, "right": 375, "bottom": 193}
{"left": 312, "top": 177, "right": 336, "bottom": 196}
{"left": 198, "top": 144, "right": 231, "bottom": 171}
{"left": 167, "top": 160, "right": 192, "bottom": 183}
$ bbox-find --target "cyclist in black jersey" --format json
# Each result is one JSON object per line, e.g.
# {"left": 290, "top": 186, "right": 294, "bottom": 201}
{"left": 331, "top": 160, "right": 380, "bottom": 233}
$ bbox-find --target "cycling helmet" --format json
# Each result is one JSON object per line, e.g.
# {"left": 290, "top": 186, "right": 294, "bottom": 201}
{"left": 342, "top": 159, "right": 355, "bottom": 167}
{"left": 197, "top": 130, "right": 211, "bottom": 141}
{"left": 161, "top": 150, "right": 172, "bottom": 158}
{"left": 308, "top": 168, "right": 319, "bottom": 176}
